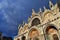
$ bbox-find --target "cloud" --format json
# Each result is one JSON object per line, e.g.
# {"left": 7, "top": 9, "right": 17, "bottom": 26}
{"left": 0, "top": 0, "right": 8, "bottom": 9}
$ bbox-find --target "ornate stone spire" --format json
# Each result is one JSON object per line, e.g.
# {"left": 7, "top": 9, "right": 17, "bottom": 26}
{"left": 44, "top": 6, "right": 48, "bottom": 12}
{"left": 54, "top": 3, "right": 59, "bottom": 14}
{"left": 55, "top": 3, "right": 59, "bottom": 11}
{"left": 39, "top": 8, "right": 42, "bottom": 12}
{"left": 44, "top": 6, "right": 46, "bottom": 10}
{"left": 39, "top": 8, "right": 42, "bottom": 19}
{"left": 18, "top": 24, "right": 21, "bottom": 30}
{"left": 18, "top": 24, "right": 23, "bottom": 31}
{"left": 28, "top": 17, "right": 31, "bottom": 22}
{"left": 32, "top": 9, "right": 35, "bottom": 14}
{"left": 49, "top": 1, "right": 54, "bottom": 9}
{"left": 22, "top": 21, "right": 25, "bottom": 26}
{"left": 31, "top": 9, "right": 36, "bottom": 18}
{"left": 38, "top": 8, "right": 42, "bottom": 13}
{"left": 55, "top": 3, "right": 58, "bottom": 7}
{"left": 38, "top": 8, "right": 42, "bottom": 16}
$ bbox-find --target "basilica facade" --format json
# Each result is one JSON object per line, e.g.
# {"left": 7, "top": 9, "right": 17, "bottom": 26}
{"left": 14, "top": 1, "right": 60, "bottom": 40}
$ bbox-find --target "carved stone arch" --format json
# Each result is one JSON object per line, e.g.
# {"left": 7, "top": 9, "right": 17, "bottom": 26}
{"left": 46, "top": 25, "right": 58, "bottom": 34}
{"left": 21, "top": 35, "right": 26, "bottom": 40}
{"left": 17, "top": 38, "right": 20, "bottom": 40}
{"left": 44, "top": 24, "right": 59, "bottom": 33}
{"left": 43, "top": 11, "right": 52, "bottom": 18}
{"left": 30, "top": 16, "right": 41, "bottom": 27}
{"left": 44, "top": 24, "right": 59, "bottom": 40}
{"left": 53, "top": 34, "right": 59, "bottom": 40}
{"left": 28, "top": 27, "right": 40, "bottom": 40}
{"left": 42, "top": 11, "right": 53, "bottom": 21}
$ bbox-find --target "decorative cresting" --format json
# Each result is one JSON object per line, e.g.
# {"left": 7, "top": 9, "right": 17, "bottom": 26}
{"left": 45, "top": 25, "right": 59, "bottom": 40}
{"left": 28, "top": 28, "right": 39, "bottom": 40}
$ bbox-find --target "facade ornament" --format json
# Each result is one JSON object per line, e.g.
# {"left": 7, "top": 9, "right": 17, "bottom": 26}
{"left": 54, "top": 3, "right": 59, "bottom": 12}
{"left": 18, "top": 24, "right": 21, "bottom": 30}
{"left": 39, "top": 8, "right": 42, "bottom": 12}
{"left": 44, "top": 6, "right": 46, "bottom": 10}
{"left": 38, "top": 8, "right": 42, "bottom": 19}
{"left": 23, "top": 23, "right": 28, "bottom": 31}
{"left": 49, "top": 1, "right": 54, "bottom": 9}
{"left": 44, "top": 6, "right": 48, "bottom": 12}
{"left": 38, "top": 8, "right": 42, "bottom": 15}
{"left": 23, "top": 21, "right": 25, "bottom": 25}
{"left": 20, "top": 25, "right": 23, "bottom": 30}
{"left": 32, "top": 9, "right": 35, "bottom": 14}
{"left": 28, "top": 17, "right": 31, "bottom": 22}
{"left": 31, "top": 9, "right": 36, "bottom": 18}
{"left": 50, "top": 3, "right": 59, "bottom": 15}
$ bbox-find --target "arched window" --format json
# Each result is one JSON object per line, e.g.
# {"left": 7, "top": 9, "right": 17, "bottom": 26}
{"left": 17, "top": 38, "right": 20, "bottom": 40}
{"left": 53, "top": 34, "right": 59, "bottom": 40}
{"left": 46, "top": 26, "right": 57, "bottom": 34}
{"left": 31, "top": 18, "right": 40, "bottom": 26}
{"left": 33, "top": 37, "right": 39, "bottom": 40}
{"left": 21, "top": 36, "right": 26, "bottom": 40}
{"left": 28, "top": 28, "right": 39, "bottom": 40}
{"left": 46, "top": 25, "right": 59, "bottom": 40}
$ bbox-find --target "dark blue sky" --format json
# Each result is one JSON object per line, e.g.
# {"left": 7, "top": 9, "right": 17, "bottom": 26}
{"left": 0, "top": 0, "right": 56, "bottom": 38}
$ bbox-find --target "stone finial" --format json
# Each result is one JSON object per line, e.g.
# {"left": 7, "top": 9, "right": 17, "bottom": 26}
{"left": 39, "top": 8, "right": 42, "bottom": 12}
{"left": 55, "top": 3, "right": 59, "bottom": 10}
{"left": 38, "top": 8, "right": 42, "bottom": 13}
{"left": 24, "top": 23, "right": 28, "bottom": 27}
{"left": 44, "top": 6, "right": 46, "bottom": 10}
{"left": 18, "top": 25, "right": 21, "bottom": 29}
{"left": 44, "top": 6, "right": 48, "bottom": 12}
{"left": 49, "top": 1, "right": 54, "bottom": 8}
{"left": 55, "top": 3, "right": 58, "bottom": 10}
{"left": 28, "top": 17, "right": 31, "bottom": 22}
{"left": 32, "top": 9, "right": 35, "bottom": 14}
{"left": 18, "top": 24, "right": 22, "bottom": 30}
{"left": 31, "top": 9, "right": 36, "bottom": 17}
{"left": 55, "top": 3, "right": 58, "bottom": 7}
{"left": 54, "top": 3, "right": 59, "bottom": 14}
{"left": 38, "top": 8, "right": 42, "bottom": 16}
{"left": 20, "top": 26, "right": 22, "bottom": 29}
{"left": 23, "top": 21, "right": 25, "bottom": 25}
